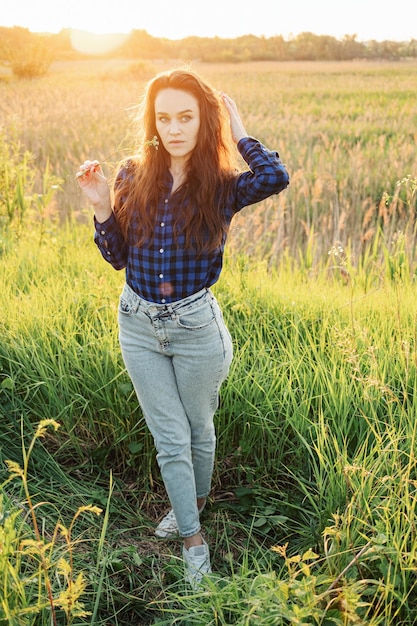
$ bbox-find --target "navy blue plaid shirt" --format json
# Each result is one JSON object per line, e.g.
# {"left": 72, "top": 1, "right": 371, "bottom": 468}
{"left": 94, "top": 136, "right": 289, "bottom": 303}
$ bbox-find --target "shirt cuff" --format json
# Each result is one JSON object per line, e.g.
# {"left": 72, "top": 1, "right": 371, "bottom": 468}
{"left": 94, "top": 212, "right": 117, "bottom": 235}
{"left": 237, "top": 136, "right": 256, "bottom": 152}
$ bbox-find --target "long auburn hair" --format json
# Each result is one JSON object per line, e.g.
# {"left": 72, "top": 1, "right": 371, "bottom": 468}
{"left": 113, "top": 69, "right": 239, "bottom": 253}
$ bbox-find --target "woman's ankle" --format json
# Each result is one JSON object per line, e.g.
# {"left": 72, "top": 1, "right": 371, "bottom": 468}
{"left": 184, "top": 533, "right": 203, "bottom": 550}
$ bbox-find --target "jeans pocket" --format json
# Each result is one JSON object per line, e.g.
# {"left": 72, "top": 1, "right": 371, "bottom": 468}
{"left": 176, "top": 301, "right": 215, "bottom": 330}
{"left": 119, "top": 296, "right": 134, "bottom": 316}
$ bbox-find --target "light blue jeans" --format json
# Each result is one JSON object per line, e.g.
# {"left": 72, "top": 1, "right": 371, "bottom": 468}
{"left": 118, "top": 283, "right": 233, "bottom": 537}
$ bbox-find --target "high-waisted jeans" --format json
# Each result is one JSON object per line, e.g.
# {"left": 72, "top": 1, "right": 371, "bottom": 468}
{"left": 118, "top": 283, "right": 233, "bottom": 537}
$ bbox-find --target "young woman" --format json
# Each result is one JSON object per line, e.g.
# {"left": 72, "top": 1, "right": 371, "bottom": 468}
{"left": 76, "top": 68, "right": 289, "bottom": 588}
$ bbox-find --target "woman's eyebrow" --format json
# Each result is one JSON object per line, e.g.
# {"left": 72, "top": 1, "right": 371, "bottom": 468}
{"left": 156, "top": 108, "right": 194, "bottom": 115}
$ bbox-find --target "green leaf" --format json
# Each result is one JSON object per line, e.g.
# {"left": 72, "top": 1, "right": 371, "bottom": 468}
{"left": 1, "top": 377, "right": 14, "bottom": 391}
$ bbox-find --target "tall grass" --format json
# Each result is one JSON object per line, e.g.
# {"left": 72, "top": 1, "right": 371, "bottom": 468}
{"left": 1, "top": 60, "right": 416, "bottom": 261}
{"left": 1, "top": 60, "right": 417, "bottom": 623}
{"left": 2, "top": 221, "right": 417, "bottom": 623}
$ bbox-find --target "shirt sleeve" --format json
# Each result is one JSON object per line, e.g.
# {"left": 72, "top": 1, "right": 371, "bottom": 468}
{"left": 94, "top": 212, "right": 128, "bottom": 270}
{"left": 233, "top": 136, "right": 290, "bottom": 212}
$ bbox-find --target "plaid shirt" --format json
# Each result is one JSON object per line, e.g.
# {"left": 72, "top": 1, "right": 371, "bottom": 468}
{"left": 94, "top": 136, "right": 289, "bottom": 303}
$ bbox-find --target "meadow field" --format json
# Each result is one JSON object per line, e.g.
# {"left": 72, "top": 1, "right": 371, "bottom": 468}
{"left": 1, "top": 60, "right": 417, "bottom": 624}
{"left": 1, "top": 59, "right": 417, "bottom": 262}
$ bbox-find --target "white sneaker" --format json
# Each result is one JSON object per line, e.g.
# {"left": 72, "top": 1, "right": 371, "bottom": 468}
{"left": 155, "top": 503, "right": 206, "bottom": 539}
{"left": 155, "top": 509, "right": 179, "bottom": 538}
{"left": 183, "top": 539, "right": 211, "bottom": 589}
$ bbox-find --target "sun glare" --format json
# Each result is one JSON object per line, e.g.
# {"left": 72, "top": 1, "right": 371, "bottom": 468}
{"left": 70, "top": 30, "right": 129, "bottom": 55}
{"left": 0, "top": 0, "right": 413, "bottom": 44}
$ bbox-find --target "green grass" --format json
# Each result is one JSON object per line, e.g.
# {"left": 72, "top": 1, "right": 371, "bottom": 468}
{"left": 1, "top": 58, "right": 417, "bottom": 623}
{"left": 1, "top": 224, "right": 417, "bottom": 624}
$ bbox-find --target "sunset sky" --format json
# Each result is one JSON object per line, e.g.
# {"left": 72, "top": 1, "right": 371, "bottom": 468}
{"left": 1, "top": 0, "right": 415, "bottom": 41}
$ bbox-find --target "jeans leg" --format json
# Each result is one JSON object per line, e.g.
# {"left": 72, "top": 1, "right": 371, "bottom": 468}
{"left": 172, "top": 303, "right": 233, "bottom": 498}
{"left": 119, "top": 313, "right": 200, "bottom": 537}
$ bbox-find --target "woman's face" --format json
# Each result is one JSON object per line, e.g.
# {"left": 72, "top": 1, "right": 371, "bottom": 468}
{"left": 154, "top": 88, "right": 200, "bottom": 164}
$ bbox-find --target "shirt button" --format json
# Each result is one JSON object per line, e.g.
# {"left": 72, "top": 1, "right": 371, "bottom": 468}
{"left": 164, "top": 198, "right": 168, "bottom": 204}
{"left": 100, "top": 230, "right": 106, "bottom": 235}
{"left": 159, "top": 273, "right": 164, "bottom": 278}
{"left": 161, "top": 222, "right": 165, "bottom": 227}
{"left": 159, "top": 248, "right": 164, "bottom": 253}
{"left": 161, "top": 299, "right": 166, "bottom": 304}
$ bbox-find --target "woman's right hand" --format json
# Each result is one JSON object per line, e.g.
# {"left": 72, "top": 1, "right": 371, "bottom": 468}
{"left": 76, "top": 160, "right": 112, "bottom": 221}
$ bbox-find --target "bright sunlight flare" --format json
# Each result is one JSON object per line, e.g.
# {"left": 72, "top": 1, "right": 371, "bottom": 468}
{"left": 1, "top": 0, "right": 415, "bottom": 42}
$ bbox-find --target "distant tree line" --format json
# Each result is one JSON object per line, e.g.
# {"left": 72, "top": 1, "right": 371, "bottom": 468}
{"left": 120, "top": 30, "right": 417, "bottom": 63}
{"left": 1, "top": 26, "right": 416, "bottom": 78}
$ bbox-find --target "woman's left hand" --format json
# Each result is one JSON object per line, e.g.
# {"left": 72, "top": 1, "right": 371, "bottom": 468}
{"left": 220, "top": 92, "right": 248, "bottom": 144}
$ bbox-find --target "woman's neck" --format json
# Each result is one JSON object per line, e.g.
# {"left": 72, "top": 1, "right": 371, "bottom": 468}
{"left": 169, "top": 160, "right": 187, "bottom": 193}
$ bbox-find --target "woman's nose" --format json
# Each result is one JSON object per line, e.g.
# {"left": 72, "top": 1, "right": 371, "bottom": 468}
{"left": 169, "top": 120, "right": 180, "bottom": 134}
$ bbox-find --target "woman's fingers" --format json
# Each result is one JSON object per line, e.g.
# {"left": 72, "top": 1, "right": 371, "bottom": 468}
{"left": 76, "top": 160, "right": 101, "bottom": 181}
